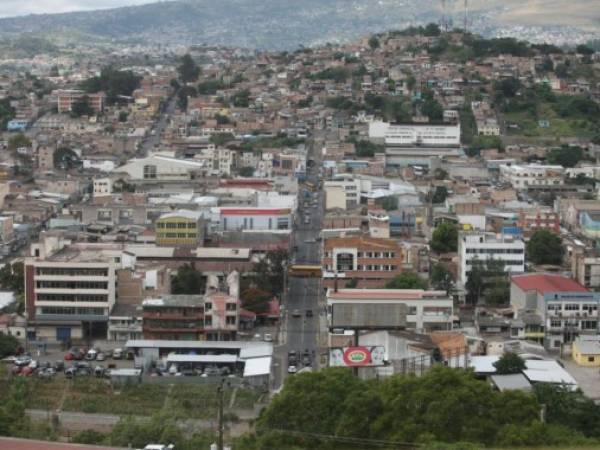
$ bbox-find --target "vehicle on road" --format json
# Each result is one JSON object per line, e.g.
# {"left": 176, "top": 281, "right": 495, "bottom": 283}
{"left": 96, "top": 352, "right": 106, "bottom": 361}
{"left": 85, "top": 349, "right": 98, "bottom": 361}
{"left": 112, "top": 348, "right": 123, "bottom": 359}
{"left": 303, "top": 217, "right": 310, "bottom": 225}
{"left": 263, "top": 333, "right": 273, "bottom": 342}
{"left": 302, "top": 350, "right": 311, "bottom": 366}
{"left": 14, "top": 355, "right": 32, "bottom": 367}
{"left": 287, "top": 365, "right": 298, "bottom": 374}
{"left": 304, "top": 238, "right": 315, "bottom": 244}
{"left": 292, "top": 309, "right": 301, "bottom": 318}
{"left": 288, "top": 350, "right": 298, "bottom": 365}
{"left": 305, "top": 309, "right": 313, "bottom": 317}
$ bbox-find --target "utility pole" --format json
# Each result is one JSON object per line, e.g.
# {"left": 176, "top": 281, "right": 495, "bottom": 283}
{"left": 217, "top": 378, "right": 225, "bottom": 450}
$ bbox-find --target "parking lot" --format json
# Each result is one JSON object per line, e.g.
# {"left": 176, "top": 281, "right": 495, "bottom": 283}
{"left": 560, "top": 358, "right": 600, "bottom": 400}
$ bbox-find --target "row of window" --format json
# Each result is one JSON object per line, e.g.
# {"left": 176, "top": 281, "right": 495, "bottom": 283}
{"left": 205, "top": 302, "right": 237, "bottom": 311}
{"left": 548, "top": 303, "right": 599, "bottom": 311}
{"left": 37, "top": 294, "right": 108, "bottom": 303}
{"left": 549, "top": 319, "right": 598, "bottom": 330}
{"left": 36, "top": 281, "right": 109, "bottom": 290}
{"left": 324, "top": 251, "right": 397, "bottom": 258}
{"left": 465, "top": 260, "right": 523, "bottom": 266}
{"left": 465, "top": 248, "right": 524, "bottom": 254}
{"left": 35, "top": 268, "right": 109, "bottom": 277}
{"left": 327, "top": 265, "right": 398, "bottom": 271}
{"left": 144, "top": 320, "right": 204, "bottom": 329}
{"left": 38, "top": 307, "right": 105, "bottom": 316}
{"left": 156, "top": 222, "right": 197, "bottom": 229}
{"left": 156, "top": 233, "right": 198, "bottom": 239}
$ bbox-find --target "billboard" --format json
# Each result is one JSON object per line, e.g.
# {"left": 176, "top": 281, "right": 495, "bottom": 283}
{"left": 329, "top": 346, "right": 385, "bottom": 367}
{"left": 331, "top": 303, "right": 407, "bottom": 329}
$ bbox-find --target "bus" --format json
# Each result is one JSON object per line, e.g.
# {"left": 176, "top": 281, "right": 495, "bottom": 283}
{"left": 289, "top": 264, "right": 322, "bottom": 278}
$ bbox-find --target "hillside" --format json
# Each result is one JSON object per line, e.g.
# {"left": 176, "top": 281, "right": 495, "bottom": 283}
{"left": 0, "top": 0, "right": 598, "bottom": 49}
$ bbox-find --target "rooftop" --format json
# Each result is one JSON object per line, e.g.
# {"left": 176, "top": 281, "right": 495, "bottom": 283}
{"left": 327, "top": 288, "right": 449, "bottom": 300}
{"left": 511, "top": 274, "right": 588, "bottom": 295}
{"left": 143, "top": 295, "right": 204, "bottom": 308}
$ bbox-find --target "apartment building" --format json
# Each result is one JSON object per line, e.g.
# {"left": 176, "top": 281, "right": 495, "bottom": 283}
{"left": 322, "top": 235, "right": 405, "bottom": 288}
{"left": 324, "top": 177, "right": 361, "bottom": 210}
{"left": 518, "top": 209, "right": 560, "bottom": 237}
{"left": 458, "top": 231, "right": 525, "bottom": 284}
{"left": 24, "top": 237, "right": 129, "bottom": 342}
{"left": 54, "top": 89, "right": 105, "bottom": 114}
{"left": 511, "top": 273, "right": 600, "bottom": 349}
{"left": 217, "top": 207, "right": 292, "bottom": 232}
{"left": 155, "top": 210, "right": 204, "bottom": 246}
{"left": 499, "top": 164, "right": 565, "bottom": 190}
{"left": 326, "top": 288, "right": 453, "bottom": 333}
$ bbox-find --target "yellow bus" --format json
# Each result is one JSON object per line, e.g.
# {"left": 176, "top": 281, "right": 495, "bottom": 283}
{"left": 289, "top": 264, "right": 322, "bottom": 278}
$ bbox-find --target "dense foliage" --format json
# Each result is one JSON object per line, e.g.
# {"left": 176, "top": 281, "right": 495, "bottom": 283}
{"left": 170, "top": 264, "right": 205, "bottom": 295}
{"left": 251, "top": 250, "right": 288, "bottom": 296}
{"left": 546, "top": 145, "right": 584, "bottom": 168}
{"left": 177, "top": 54, "right": 200, "bottom": 83}
{"left": 236, "top": 367, "right": 598, "bottom": 449}
{"left": 526, "top": 230, "right": 564, "bottom": 265}
{"left": 493, "top": 352, "right": 526, "bottom": 374}
{"left": 385, "top": 272, "right": 428, "bottom": 289}
{"left": 0, "top": 99, "right": 15, "bottom": 131}
{"left": 430, "top": 222, "right": 458, "bottom": 253}
{"left": 81, "top": 67, "right": 141, "bottom": 105}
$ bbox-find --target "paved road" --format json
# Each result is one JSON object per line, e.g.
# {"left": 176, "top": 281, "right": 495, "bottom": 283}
{"left": 137, "top": 94, "right": 176, "bottom": 157}
{"left": 273, "top": 140, "right": 324, "bottom": 388}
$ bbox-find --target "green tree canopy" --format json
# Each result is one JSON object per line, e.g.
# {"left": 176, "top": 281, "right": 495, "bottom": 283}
{"left": 526, "top": 230, "right": 564, "bottom": 265}
{"left": 431, "top": 186, "right": 448, "bottom": 204}
{"left": 431, "top": 263, "right": 453, "bottom": 292}
{"left": 238, "top": 166, "right": 255, "bottom": 177}
{"left": 368, "top": 36, "right": 380, "bottom": 49}
{"left": 71, "top": 96, "right": 94, "bottom": 117}
{"left": 0, "top": 333, "right": 19, "bottom": 359}
{"left": 546, "top": 145, "right": 583, "bottom": 168}
{"left": 177, "top": 54, "right": 200, "bottom": 83}
{"left": 430, "top": 222, "right": 458, "bottom": 253}
{"left": 0, "top": 98, "right": 16, "bottom": 131}
{"left": 241, "top": 288, "right": 271, "bottom": 314}
{"left": 493, "top": 352, "right": 526, "bottom": 374}
{"left": 355, "top": 140, "right": 383, "bottom": 157}
{"left": 210, "top": 132, "right": 235, "bottom": 146}
{"left": 252, "top": 249, "right": 288, "bottom": 295}
{"left": 379, "top": 196, "right": 398, "bottom": 211}
{"left": 385, "top": 272, "right": 428, "bottom": 289}
{"left": 171, "top": 264, "right": 205, "bottom": 295}
{"left": 81, "top": 67, "right": 141, "bottom": 105}
{"left": 8, "top": 133, "right": 31, "bottom": 152}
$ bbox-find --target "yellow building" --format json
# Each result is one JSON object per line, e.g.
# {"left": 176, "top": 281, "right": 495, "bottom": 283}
{"left": 572, "top": 337, "right": 600, "bottom": 367}
{"left": 155, "top": 210, "right": 203, "bottom": 247}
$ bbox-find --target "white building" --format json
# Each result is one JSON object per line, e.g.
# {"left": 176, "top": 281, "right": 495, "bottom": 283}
{"left": 216, "top": 207, "right": 293, "bottom": 231}
{"left": 324, "top": 177, "right": 361, "bottom": 210}
{"left": 116, "top": 153, "right": 207, "bottom": 180}
{"left": 458, "top": 231, "right": 525, "bottom": 284}
{"left": 326, "top": 288, "right": 454, "bottom": 333}
{"left": 93, "top": 178, "right": 113, "bottom": 197}
{"left": 499, "top": 164, "right": 565, "bottom": 190}
{"left": 369, "top": 122, "right": 461, "bottom": 147}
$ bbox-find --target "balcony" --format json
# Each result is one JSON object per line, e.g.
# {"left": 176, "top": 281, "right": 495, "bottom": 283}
{"left": 143, "top": 312, "right": 204, "bottom": 321}
{"left": 143, "top": 326, "right": 204, "bottom": 334}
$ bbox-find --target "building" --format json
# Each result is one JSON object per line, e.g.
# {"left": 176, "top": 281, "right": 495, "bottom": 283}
{"left": 511, "top": 273, "right": 600, "bottom": 349}
{"left": 518, "top": 209, "right": 560, "bottom": 237}
{"left": 217, "top": 207, "right": 292, "bottom": 232}
{"left": 572, "top": 336, "right": 600, "bottom": 367}
{"left": 115, "top": 154, "right": 207, "bottom": 181}
{"left": 93, "top": 178, "right": 113, "bottom": 197}
{"left": 458, "top": 231, "right": 525, "bottom": 284}
{"left": 324, "top": 177, "right": 361, "bottom": 210}
{"left": 54, "top": 89, "right": 105, "bottom": 114}
{"left": 142, "top": 295, "right": 206, "bottom": 341}
{"left": 326, "top": 288, "right": 453, "bottom": 333}
{"left": 24, "top": 237, "right": 129, "bottom": 342}
{"left": 322, "top": 235, "right": 406, "bottom": 288}
{"left": 499, "top": 164, "right": 564, "bottom": 190}
{"left": 369, "top": 122, "right": 461, "bottom": 147}
{"left": 155, "top": 210, "right": 204, "bottom": 246}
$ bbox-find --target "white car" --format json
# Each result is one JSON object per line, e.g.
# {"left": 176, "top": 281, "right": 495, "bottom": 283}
{"left": 287, "top": 365, "right": 298, "bottom": 374}
{"left": 263, "top": 333, "right": 273, "bottom": 342}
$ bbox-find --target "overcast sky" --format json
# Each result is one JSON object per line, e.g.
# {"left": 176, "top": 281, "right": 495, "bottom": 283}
{"left": 0, "top": 1, "right": 164, "bottom": 18}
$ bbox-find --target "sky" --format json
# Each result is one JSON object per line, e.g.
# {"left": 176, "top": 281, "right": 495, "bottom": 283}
{"left": 0, "top": 0, "right": 165, "bottom": 18}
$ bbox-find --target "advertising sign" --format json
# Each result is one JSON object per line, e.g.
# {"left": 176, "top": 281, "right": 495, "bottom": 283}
{"left": 329, "top": 346, "right": 385, "bottom": 367}
{"left": 331, "top": 303, "right": 407, "bottom": 329}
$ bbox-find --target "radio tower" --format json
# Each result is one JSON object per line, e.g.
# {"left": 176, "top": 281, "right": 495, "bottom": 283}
{"left": 440, "top": 0, "right": 448, "bottom": 31}
{"left": 463, "top": 0, "right": 468, "bottom": 33}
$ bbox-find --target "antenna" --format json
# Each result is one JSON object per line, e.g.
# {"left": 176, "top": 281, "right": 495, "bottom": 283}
{"left": 463, "top": 0, "right": 468, "bottom": 33}
{"left": 440, "top": 0, "right": 448, "bottom": 31}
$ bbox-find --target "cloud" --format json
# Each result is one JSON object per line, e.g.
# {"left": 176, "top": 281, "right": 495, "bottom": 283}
{"left": 0, "top": 0, "right": 162, "bottom": 18}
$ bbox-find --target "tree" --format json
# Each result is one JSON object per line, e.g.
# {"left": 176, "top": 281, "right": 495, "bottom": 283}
{"left": 252, "top": 249, "right": 288, "bottom": 295}
{"left": 345, "top": 278, "right": 358, "bottom": 288}
{"left": 423, "top": 23, "right": 441, "bottom": 37}
{"left": 465, "top": 259, "right": 485, "bottom": 306}
{"left": 8, "top": 133, "right": 31, "bottom": 152}
{"left": 554, "top": 63, "right": 569, "bottom": 78}
{"left": 241, "top": 288, "right": 271, "bottom": 314}
{"left": 0, "top": 261, "right": 24, "bottom": 296}
{"left": 380, "top": 196, "right": 398, "bottom": 211}
{"left": 385, "top": 272, "right": 428, "bottom": 289}
{"left": 238, "top": 166, "right": 255, "bottom": 177}
{"left": 368, "top": 36, "right": 380, "bottom": 49}
{"left": 493, "top": 352, "right": 526, "bottom": 374}
{"left": 81, "top": 67, "right": 141, "bottom": 105}
{"left": 0, "top": 98, "right": 15, "bottom": 131}
{"left": 422, "top": 96, "right": 444, "bottom": 122}
{"left": 465, "top": 258, "right": 509, "bottom": 306}
{"left": 118, "top": 111, "right": 129, "bottom": 122}
{"left": 430, "top": 222, "right": 458, "bottom": 253}
{"left": 0, "top": 333, "right": 19, "bottom": 359}
{"left": 431, "top": 264, "right": 453, "bottom": 292}
{"left": 576, "top": 44, "right": 594, "bottom": 55}
{"left": 210, "top": 132, "right": 235, "bottom": 146}
{"left": 71, "top": 96, "right": 94, "bottom": 117}
{"left": 355, "top": 140, "right": 384, "bottom": 157}
{"left": 431, "top": 186, "right": 448, "bottom": 204}
{"left": 72, "top": 429, "right": 107, "bottom": 445}
{"left": 434, "top": 168, "right": 448, "bottom": 180}
{"left": 546, "top": 145, "right": 583, "bottom": 168}
{"left": 231, "top": 89, "right": 250, "bottom": 107}
{"left": 53, "top": 147, "right": 79, "bottom": 169}
{"left": 527, "top": 230, "right": 564, "bottom": 265}
{"left": 178, "top": 54, "right": 200, "bottom": 83}
{"left": 171, "top": 264, "right": 205, "bottom": 295}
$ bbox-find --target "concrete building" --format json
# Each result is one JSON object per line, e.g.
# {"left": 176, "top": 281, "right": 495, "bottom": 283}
{"left": 511, "top": 273, "right": 600, "bottom": 349}
{"left": 93, "top": 178, "right": 113, "bottom": 197}
{"left": 499, "top": 164, "right": 565, "bottom": 190}
{"left": 324, "top": 177, "right": 361, "bottom": 210}
{"left": 54, "top": 89, "right": 105, "bottom": 114}
{"left": 116, "top": 154, "right": 207, "bottom": 181}
{"left": 458, "top": 231, "right": 525, "bottom": 284}
{"left": 326, "top": 288, "right": 453, "bottom": 333}
{"left": 155, "top": 210, "right": 204, "bottom": 247}
{"left": 142, "top": 295, "right": 206, "bottom": 341}
{"left": 322, "top": 235, "right": 406, "bottom": 288}
{"left": 217, "top": 207, "right": 292, "bottom": 232}
{"left": 369, "top": 122, "right": 461, "bottom": 147}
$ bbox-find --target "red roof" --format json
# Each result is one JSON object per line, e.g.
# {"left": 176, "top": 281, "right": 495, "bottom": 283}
{"left": 511, "top": 274, "right": 588, "bottom": 294}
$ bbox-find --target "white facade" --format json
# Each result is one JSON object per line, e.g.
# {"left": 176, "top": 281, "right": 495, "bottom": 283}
{"left": 217, "top": 207, "right": 293, "bottom": 231}
{"left": 93, "top": 178, "right": 113, "bottom": 197}
{"left": 458, "top": 231, "right": 525, "bottom": 284}
{"left": 499, "top": 164, "right": 565, "bottom": 189}
{"left": 369, "top": 121, "right": 460, "bottom": 147}
{"left": 116, "top": 154, "right": 207, "bottom": 180}
{"left": 324, "top": 178, "right": 361, "bottom": 210}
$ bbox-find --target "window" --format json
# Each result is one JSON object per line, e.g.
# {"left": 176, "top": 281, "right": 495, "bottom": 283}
{"left": 97, "top": 210, "right": 112, "bottom": 221}
{"left": 205, "top": 315, "right": 212, "bottom": 326}
{"left": 589, "top": 357, "right": 595, "bottom": 362}
{"left": 187, "top": 222, "right": 196, "bottom": 229}
{"left": 337, "top": 253, "right": 354, "bottom": 272}
{"left": 205, "top": 302, "right": 212, "bottom": 310}
{"left": 366, "top": 252, "right": 373, "bottom": 258}
{"left": 277, "top": 218, "right": 290, "bottom": 230}
{"left": 408, "top": 306, "right": 417, "bottom": 315}
{"left": 226, "top": 303, "right": 237, "bottom": 311}
{"left": 565, "top": 304, "right": 580, "bottom": 311}
{"left": 177, "top": 233, "right": 186, "bottom": 238}
{"left": 550, "top": 319, "right": 561, "bottom": 328}
{"left": 226, "top": 316, "right": 236, "bottom": 325}
{"left": 357, "top": 252, "right": 363, "bottom": 257}
{"left": 178, "top": 223, "right": 187, "bottom": 229}
{"left": 143, "top": 165, "right": 157, "bottom": 179}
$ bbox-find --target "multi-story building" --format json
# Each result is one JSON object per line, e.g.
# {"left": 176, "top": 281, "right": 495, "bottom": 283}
{"left": 324, "top": 176, "right": 361, "bottom": 210}
{"left": 217, "top": 207, "right": 292, "bottom": 232}
{"left": 511, "top": 273, "right": 600, "bottom": 349}
{"left": 53, "top": 89, "right": 105, "bottom": 114}
{"left": 499, "top": 164, "right": 564, "bottom": 190}
{"left": 155, "top": 210, "right": 204, "bottom": 246}
{"left": 93, "top": 178, "right": 113, "bottom": 197}
{"left": 458, "top": 231, "right": 525, "bottom": 284}
{"left": 326, "top": 288, "right": 453, "bottom": 333}
{"left": 571, "top": 247, "right": 600, "bottom": 289}
{"left": 518, "top": 209, "right": 560, "bottom": 237}
{"left": 322, "top": 235, "right": 406, "bottom": 288}
{"left": 24, "top": 237, "right": 129, "bottom": 342}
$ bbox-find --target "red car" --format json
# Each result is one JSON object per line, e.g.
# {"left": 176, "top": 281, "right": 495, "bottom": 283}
{"left": 19, "top": 366, "right": 35, "bottom": 376}
{"left": 64, "top": 352, "right": 74, "bottom": 361}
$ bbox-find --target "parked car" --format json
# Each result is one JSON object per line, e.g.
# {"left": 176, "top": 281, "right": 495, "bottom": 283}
{"left": 292, "top": 309, "right": 301, "bottom": 318}
{"left": 94, "top": 366, "right": 105, "bottom": 377}
{"left": 302, "top": 350, "right": 311, "bottom": 366}
{"left": 85, "top": 349, "right": 98, "bottom": 361}
{"left": 96, "top": 352, "right": 106, "bottom": 361}
{"left": 287, "top": 365, "right": 298, "bottom": 374}
{"left": 263, "top": 333, "right": 273, "bottom": 342}
{"left": 38, "top": 368, "right": 55, "bottom": 379}
{"left": 53, "top": 361, "right": 65, "bottom": 372}
{"left": 288, "top": 350, "right": 298, "bottom": 365}
{"left": 112, "top": 348, "right": 123, "bottom": 359}
{"left": 14, "top": 355, "right": 32, "bottom": 367}
{"left": 28, "top": 360, "right": 39, "bottom": 369}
